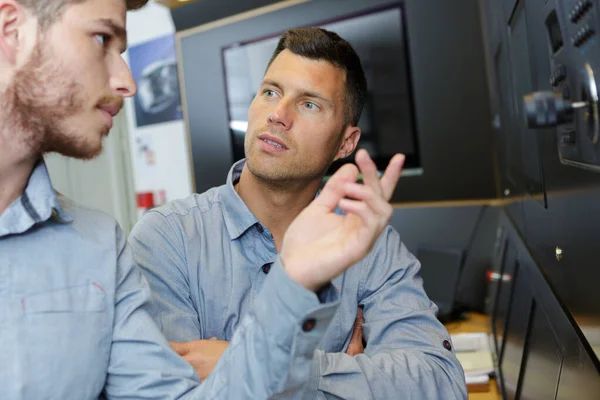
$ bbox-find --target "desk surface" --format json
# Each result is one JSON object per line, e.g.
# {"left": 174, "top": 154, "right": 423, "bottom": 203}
{"left": 445, "top": 313, "right": 501, "bottom": 400}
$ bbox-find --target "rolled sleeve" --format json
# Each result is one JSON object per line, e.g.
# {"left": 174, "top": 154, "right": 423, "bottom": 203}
{"left": 129, "top": 210, "right": 202, "bottom": 342}
{"left": 302, "top": 226, "right": 467, "bottom": 400}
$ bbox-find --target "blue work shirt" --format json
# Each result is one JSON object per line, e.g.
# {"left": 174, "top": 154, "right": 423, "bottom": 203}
{"left": 0, "top": 161, "right": 340, "bottom": 399}
{"left": 129, "top": 160, "right": 468, "bottom": 399}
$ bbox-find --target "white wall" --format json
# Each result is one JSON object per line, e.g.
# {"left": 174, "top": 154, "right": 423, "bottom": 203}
{"left": 124, "top": 2, "right": 194, "bottom": 210}
{"left": 45, "top": 112, "right": 137, "bottom": 233}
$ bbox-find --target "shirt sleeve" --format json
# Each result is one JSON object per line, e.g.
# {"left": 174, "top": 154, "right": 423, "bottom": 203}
{"left": 301, "top": 226, "right": 468, "bottom": 400}
{"left": 103, "top": 227, "right": 202, "bottom": 399}
{"left": 128, "top": 210, "right": 202, "bottom": 342}
{"left": 110, "top": 222, "right": 340, "bottom": 399}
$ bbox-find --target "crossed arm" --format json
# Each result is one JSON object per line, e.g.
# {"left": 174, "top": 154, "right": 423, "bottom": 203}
{"left": 165, "top": 228, "right": 467, "bottom": 400}
{"left": 169, "top": 308, "right": 366, "bottom": 382}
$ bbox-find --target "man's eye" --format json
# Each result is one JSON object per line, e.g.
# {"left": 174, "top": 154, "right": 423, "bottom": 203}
{"left": 94, "top": 34, "right": 109, "bottom": 46}
{"left": 264, "top": 90, "right": 276, "bottom": 97}
{"left": 304, "top": 102, "right": 319, "bottom": 111}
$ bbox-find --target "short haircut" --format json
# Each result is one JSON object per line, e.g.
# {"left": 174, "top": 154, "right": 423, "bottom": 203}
{"left": 266, "top": 27, "right": 367, "bottom": 127}
{"left": 16, "top": 0, "right": 148, "bottom": 29}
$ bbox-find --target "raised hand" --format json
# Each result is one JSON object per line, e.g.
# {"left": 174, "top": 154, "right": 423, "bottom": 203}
{"left": 280, "top": 149, "right": 405, "bottom": 292}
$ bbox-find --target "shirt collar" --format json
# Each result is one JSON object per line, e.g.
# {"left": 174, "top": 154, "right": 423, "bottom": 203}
{"left": 221, "top": 159, "right": 261, "bottom": 240}
{"left": 0, "top": 159, "right": 72, "bottom": 237}
{"left": 220, "top": 159, "right": 331, "bottom": 240}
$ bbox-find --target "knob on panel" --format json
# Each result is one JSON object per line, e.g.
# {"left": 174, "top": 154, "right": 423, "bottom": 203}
{"left": 523, "top": 91, "right": 580, "bottom": 128}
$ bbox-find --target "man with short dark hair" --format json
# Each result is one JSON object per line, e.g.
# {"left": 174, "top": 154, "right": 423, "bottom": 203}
{"left": 131, "top": 27, "right": 467, "bottom": 399}
{"left": 0, "top": 2, "right": 403, "bottom": 398}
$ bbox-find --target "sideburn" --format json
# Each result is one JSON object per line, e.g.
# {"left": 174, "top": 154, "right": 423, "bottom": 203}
{"left": 4, "top": 38, "right": 86, "bottom": 157}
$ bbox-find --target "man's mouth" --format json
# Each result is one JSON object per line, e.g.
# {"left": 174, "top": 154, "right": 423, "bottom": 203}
{"left": 258, "top": 134, "right": 288, "bottom": 150}
{"left": 97, "top": 101, "right": 123, "bottom": 130}
{"left": 98, "top": 103, "right": 122, "bottom": 118}
{"left": 262, "top": 138, "right": 286, "bottom": 149}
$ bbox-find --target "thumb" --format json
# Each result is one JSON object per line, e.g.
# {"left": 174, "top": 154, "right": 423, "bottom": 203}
{"left": 312, "top": 163, "right": 359, "bottom": 210}
{"left": 169, "top": 341, "right": 189, "bottom": 356}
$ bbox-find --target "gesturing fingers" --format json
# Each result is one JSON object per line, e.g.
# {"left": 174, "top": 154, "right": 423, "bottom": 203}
{"left": 341, "top": 182, "right": 392, "bottom": 218}
{"left": 338, "top": 182, "right": 393, "bottom": 233}
{"left": 380, "top": 153, "right": 405, "bottom": 200}
{"left": 355, "top": 149, "right": 383, "bottom": 197}
{"left": 312, "top": 163, "right": 359, "bottom": 211}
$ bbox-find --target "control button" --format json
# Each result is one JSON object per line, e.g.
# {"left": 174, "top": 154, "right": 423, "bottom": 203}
{"left": 302, "top": 318, "right": 316, "bottom": 332}
{"left": 523, "top": 91, "right": 578, "bottom": 128}
{"left": 443, "top": 340, "right": 452, "bottom": 351}
{"left": 261, "top": 263, "right": 271, "bottom": 274}
{"left": 573, "top": 26, "right": 594, "bottom": 47}
{"left": 571, "top": 0, "right": 593, "bottom": 23}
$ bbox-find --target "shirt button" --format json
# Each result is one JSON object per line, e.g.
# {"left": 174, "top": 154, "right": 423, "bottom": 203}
{"left": 256, "top": 224, "right": 263, "bottom": 233}
{"left": 443, "top": 340, "right": 452, "bottom": 351}
{"left": 261, "top": 263, "right": 271, "bottom": 274}
{"left": 302, "top": 318, "right": 316, "bottom": 332}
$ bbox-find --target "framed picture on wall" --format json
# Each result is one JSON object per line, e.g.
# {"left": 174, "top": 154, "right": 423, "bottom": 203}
{"left": 129, "top": 34, "right": 183, "bottom": 127}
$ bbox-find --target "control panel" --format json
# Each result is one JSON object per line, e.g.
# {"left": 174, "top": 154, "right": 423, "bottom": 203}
{"left": 523, "top": 0, "right": 600, "bottom": 171}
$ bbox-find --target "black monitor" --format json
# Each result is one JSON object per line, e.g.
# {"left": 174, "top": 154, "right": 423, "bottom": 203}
{"left": 221, "top": 4, "right": 420, "bottom": 174}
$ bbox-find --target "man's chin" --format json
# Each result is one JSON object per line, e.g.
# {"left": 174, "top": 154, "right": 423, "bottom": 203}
{"left": 46, "top": 141, "right": 103, "bottom": 160}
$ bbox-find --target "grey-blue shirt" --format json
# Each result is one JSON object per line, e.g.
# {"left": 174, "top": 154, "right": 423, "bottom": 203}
{"left": 0, "top": 161, "right": 340, "bottom": 399}
{"left": 129, "top": 160, "right": 468, "bottom": 399}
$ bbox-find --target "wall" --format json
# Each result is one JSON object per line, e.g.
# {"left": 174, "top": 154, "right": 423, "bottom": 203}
{"left": 171, "top": 0, "right": 286, "bottom": 32}
{"left": 124, "top": 1, "right": 194, "bottom": 214}
{"left": 45, "top": 113, "right": 137, "bottom": 234}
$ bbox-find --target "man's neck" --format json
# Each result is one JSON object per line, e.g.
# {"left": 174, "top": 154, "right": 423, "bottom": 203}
{"left": 236, "top": 165, "right": 322, "bottom": 252}
{"left": 0, "top": 126, "right": 38, "bottom": 216}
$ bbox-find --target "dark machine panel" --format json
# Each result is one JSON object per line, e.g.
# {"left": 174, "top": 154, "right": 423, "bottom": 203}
{"left": 556, "top": 339, "right": 600, "bottom": 399}
{"left": 520, "top": 0, "right": 600, "bottom": 171}
{"left": 517, "top": 303, "right": 563, "bottom": 400}
{"left": 507, "top": 1, "right": 547, "bottom": 207}
{"left": 498, "top": 261, "right": 533, "bottom": 400}
{"left": 482, "top": 0, "right": 600, "bottom": 394}
{"left": 488, "top": 211, "right": 600, "bottom": 398}
{"left": 492, "top": 240, "right": 518, "bottom": 356}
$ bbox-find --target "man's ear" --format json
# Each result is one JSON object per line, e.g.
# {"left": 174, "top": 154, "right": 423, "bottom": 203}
{"left": 0, "top": 1, "right": 25, "bottom": 65}
{"left": 335, "top": 125, "right": 362, "bottom": 160}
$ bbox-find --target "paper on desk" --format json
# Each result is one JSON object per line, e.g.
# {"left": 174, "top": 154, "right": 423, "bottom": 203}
{"left": 450, "top": 332, "right": 492, "bottom": 353}
{"left": 451, "top": 332, "right": 494, "bottom": 378}
{"left": 455, "top": 351, "right": 495, "bottom": 377}
{"left": 465, "top": 374, "right": 489, "bottom": 385}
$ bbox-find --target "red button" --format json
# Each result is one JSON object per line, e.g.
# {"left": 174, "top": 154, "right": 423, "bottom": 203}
{"left": 302, "top": 318, "right": 316, "bottom": 332}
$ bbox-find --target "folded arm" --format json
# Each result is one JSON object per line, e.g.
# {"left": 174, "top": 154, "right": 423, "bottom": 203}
{"left": 303, "top": 227, "right": 468, "bottom": 400}
{"left": 107, "top": 226, "right": 339, "bottom": 399}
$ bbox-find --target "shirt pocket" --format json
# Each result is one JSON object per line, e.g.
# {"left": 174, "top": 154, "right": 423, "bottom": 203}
{"left": 17, "top": 283, "right": 110, "bottom": 399}
{"left": 23, "top": 282, "right": 106, "bottom": 314}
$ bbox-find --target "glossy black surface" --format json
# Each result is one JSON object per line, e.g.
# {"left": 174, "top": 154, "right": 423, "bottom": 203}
{"left": 482, "top": 0, "right": 600, "bottom": 396}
